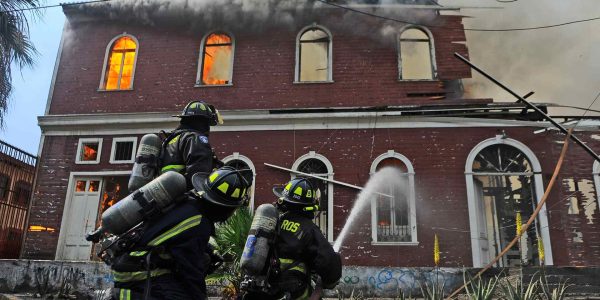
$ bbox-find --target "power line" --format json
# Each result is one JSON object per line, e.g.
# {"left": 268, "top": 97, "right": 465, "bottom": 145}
{"left": 0, "top": 0, "right": 109, "bottom": 14}
{"left": 315, "top": 0, "right": 600, "bottom": 32}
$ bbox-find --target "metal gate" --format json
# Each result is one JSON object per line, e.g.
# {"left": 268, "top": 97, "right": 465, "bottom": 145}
{"left": 0, "top": 140, "right": 36, "bottom": 258}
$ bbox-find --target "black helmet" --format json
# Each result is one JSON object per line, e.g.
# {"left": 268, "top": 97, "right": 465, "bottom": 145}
{"left": 192, "top": 166, "right": 251, "bottom": 207}
{"left": 173, "top": 101, "right": 220, "bottom": 126}
{"left": 273, "top": 178, "right": 316, "bottom": 206}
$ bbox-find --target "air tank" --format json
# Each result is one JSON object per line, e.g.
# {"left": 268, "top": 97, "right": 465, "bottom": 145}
{"left": 241, "top": 204, "right": 279, "bottom": 275}
{"left": 102, "top": 171, "right": 187, "bottom": 235}
{"left": 128, "top": 134, "right": 162, "bottom": 193}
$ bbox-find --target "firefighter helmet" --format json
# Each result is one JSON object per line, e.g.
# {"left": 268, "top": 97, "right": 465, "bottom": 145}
{"left": 192, "top": 166, "right": 251, "bottom": 207}
{"left": 173, "top": 101, "right": 220, "bottom": 126}
{"left": 272, "top": 178, "right": 316, "bottom": 206}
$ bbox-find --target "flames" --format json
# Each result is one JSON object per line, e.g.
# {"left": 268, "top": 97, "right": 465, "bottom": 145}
{"left": 82, "top": 144, "right": 98, "bottom": 161}
{"left": 105, "top": 37, "right": 137, "bottom": 90}
{"left": 29, "top": 225, "right": 56, "bottom": 232}
{"left": 201, "top": 33, "right": 232, "bottom": 85}
{"left": 101, "top": 183, "right": 121, "bottom": 212}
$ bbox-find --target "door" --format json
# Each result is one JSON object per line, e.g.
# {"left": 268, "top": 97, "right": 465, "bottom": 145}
{"left": 61, "top": 178, "right": 102, "bottom": 260}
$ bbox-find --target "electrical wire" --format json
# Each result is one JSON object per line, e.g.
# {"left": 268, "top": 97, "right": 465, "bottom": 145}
{"left": 315, "top": 0, "right": 600, "bottom": 32}
{"left": 0, "top": 0, "right": 109, "bottom": 14}
{"left": 572, "top": 90, "right": 600, "bottom": 129}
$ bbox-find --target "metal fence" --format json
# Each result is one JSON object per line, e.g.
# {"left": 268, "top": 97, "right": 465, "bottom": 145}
{"left": 0, "top": 140, "right": 36, "bottom": 258}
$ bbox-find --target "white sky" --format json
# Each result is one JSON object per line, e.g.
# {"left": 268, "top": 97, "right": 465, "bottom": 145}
{"left": 0, "top": 0, "right": 598, "bottom": 154}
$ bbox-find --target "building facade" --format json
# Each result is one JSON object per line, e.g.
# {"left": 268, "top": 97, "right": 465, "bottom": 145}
{"left": 23, "top": 2, "right": 600, "bottom": 268}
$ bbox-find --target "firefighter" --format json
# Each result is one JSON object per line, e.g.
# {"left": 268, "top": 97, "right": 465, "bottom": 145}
{"left": 110, "top": 166, "right": 251, "bottom": 300}
{"left": 244, "top": 178, "right": 342, "bottom": 299}
{"left": 161, "top": 100, "right": 223, "bottom": 188}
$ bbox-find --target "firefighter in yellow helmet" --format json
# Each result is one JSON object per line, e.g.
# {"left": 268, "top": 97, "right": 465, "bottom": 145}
{"left": 243, "top": 178, "right": 342, "bottom": 299}
{"left": 110, "top": 167, "right": 251, "bottom": 300}
{"left": 160, "top": 100, "right": 223, "bottom": 188}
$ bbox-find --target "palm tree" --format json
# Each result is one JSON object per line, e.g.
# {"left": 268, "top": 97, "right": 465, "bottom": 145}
{"left": 0, "top": 0, "right": 39, "bottom": 127}
{"left": 207, "top": 207, "right": 253, "bottom": 299}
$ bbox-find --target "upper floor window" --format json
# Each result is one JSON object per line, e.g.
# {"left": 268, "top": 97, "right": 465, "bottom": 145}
{"left": 398, "top": 27, "right": 435, "bottom": 80}
{"left": 296, "top": 25, "right": 332, "bottom": 83}
{"left": 110, "top": 137, "right": 137, "bottom": 164}
{"left": 13, "top": 181, "right": 31, "bottom": 207}
{"left": 0, "top": 174, "right": 10, "bottom": 201}
{"left": 197, "top": 32, "right": 234, "bottom": 86}
{"left": 370, "top": 151, "right": 418, "bottom": 245}
{"left": 100, "top": 34, "right": 138, "bottom": 91}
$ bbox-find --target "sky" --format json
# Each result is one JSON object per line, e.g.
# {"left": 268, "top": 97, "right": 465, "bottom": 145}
{"left": 0, "top": 0, "right": 598, "bottom": 155}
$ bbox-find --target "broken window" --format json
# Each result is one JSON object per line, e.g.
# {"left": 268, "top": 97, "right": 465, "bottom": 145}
{"left": 374, "top": 157, "right": 412, "bottom": 243}
{"left": 76, "top": 138, "right": 102, "bottom": 164}
{"left": 399, "top": 28, "right": 434, "bottom": 80}
{"left": 102, "top": 35, "right": 137, "bottom": 90}
{"left": 199, "top": 33, "right": 233, "bottom": 85}
{"left": 296, "top": 158, "right": 330, "bottom": 236}
{"left": 473, "top": 144, "right": 541, "bottom": 267}
{"left": 297, "top": 27, "right": 331, "bottom": 82}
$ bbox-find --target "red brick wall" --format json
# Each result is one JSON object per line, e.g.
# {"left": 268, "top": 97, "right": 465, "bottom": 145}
{"left": 48, "top": 13, "right": 471, "bottom": 115}
{"left": 24, "top": 127, "right": 600, "bottom": 267}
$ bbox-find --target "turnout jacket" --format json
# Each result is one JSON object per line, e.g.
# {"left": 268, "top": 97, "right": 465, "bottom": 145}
{"left": 275, "top": 211, "right": 342, "bottom": 289}
{"left": 111, "top": 198, "right": 214, "bottom": 299}
{"left": 160, "top": 126, "right": 217, "bottom": 187}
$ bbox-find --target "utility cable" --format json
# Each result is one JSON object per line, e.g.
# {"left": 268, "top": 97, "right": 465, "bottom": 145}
{"left": 447, "top": 129, "right": 572, "bottom": 299}
{"left": 315, "top": 0, "right": 600, "bottom": 32}
{"left": 0, "top": 0, "right": 110, "bottom": 14}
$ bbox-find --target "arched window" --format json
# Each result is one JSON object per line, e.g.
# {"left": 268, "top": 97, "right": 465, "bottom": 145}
{"left": 292, "top": 152, "right": 334, "bottom": 240}
{"left": 370, "top": 151, "right": 417, "bottom": 244}
{"left": 222, "top": 153, "right": 255, "bottom": 209}
{"left": 465, "top": 137, "right": 553, "bottom": 267}
{"left": 198, "top": 32, "right": 234, "bottom": 86}
{"left": 398, "top": 27, "right": 435, "bottom": 80}
{"left": 296, "top": 25, "right": 332, "bottom": 82}
{"left": 100, "top": 34, "right": 138, "bottom": 90}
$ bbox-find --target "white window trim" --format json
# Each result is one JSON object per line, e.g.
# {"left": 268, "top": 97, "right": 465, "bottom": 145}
{"left": 292, "top": 151, "right": 335, "bottom": 242}
{"left": 370, "top": 150, "right": 418, "bottom": 246}
{"left": 222, "top": 152, "right": 256, "bottom": 210}
{"left": 98, "top": 33, "right": 140, "bottom": 91}
{"left": 397, "top": 25, "right": 437, "bottom": 81}
{"left": 465, "top": 135, "right": 553, "bottom": 267}
{"left": 109, "top": 137, "right": 138, "bottom": 164}
{"left": 75, "top": 138, "right": 103, "bottom": 165}
{"left": 195, "top": 31, "right": 235, "bottom": 87}
{"left": 593, "top": 160, "right": 600, "bottom": 215}
{"left": 294, "top": 24, "right": 334, "bottom": 84}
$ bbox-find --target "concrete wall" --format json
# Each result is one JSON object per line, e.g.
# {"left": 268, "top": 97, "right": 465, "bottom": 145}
{"left": 0, "top": 261, "right": 598, "bottom": 298}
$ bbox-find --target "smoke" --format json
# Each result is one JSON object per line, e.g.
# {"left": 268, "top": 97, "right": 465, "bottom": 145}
{"left": 71, "top": 0, "right": 440, "bottom": 46}
{"left": 333, "top": 166, "right": 409, "bottom": 252}
{"left": 448, "top": 0, "right": 600, "bottom": 115}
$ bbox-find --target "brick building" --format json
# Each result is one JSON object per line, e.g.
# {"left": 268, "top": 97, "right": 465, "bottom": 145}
{"left": 23, "top": 1, "right": 600, "bottom": 268}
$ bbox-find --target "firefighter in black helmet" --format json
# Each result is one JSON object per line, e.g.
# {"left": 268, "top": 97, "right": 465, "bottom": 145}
{"left": 244, "top": 178, "right": 342, "bottom": 299}
{"left": 110, "top": 167, "right": 251, "bottom": 300}
{"left": 160, "top": 100, "right": 223, "bottom": 188}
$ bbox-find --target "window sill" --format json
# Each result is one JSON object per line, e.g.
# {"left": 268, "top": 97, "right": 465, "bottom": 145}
{"left": 75, "top": 161, "right": 101, "bottom": 165}
{"left": 97, "top": 88, "right": 134, "bottom": 92}
{"left": 194, "top": 83, "right": 233, "bottom": 88}
{"left": 293, "top": 80, "right": 334, "bottom": 85}
{"left": 109, "top": 160, "right": 134, "bottom": 164}
{"left": 397, "top": 79, "right": 438, "bottom": 82}
{"left": 371, "top": 241, "right": 420, "bottom": 246}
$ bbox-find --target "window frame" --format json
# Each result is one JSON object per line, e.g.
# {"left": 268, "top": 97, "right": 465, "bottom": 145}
{"left": 397, "top": 26, "right": 437, "bottom": 81}
{"left": 75, "top": 138, "right": 103, "bottom": 165}
{"left": 593, "top": 160, "right": 600, "bottom": 215}
{"left": 98, "top": 33, "right": 140, "bottom": 91}
{"left": 109, "top": 137, "right": 138, "bottom": 164}
{"left": 294, "top": 24, "right": 334, "bottom": 84}
{"left": 370, "top": 150, "right": 418, "bottom": 245}
{"left": 0, "top": 173, "right": 11, "bottom": 201}
{"left": 195, "top": 31, "right": 235, "bottom": 87}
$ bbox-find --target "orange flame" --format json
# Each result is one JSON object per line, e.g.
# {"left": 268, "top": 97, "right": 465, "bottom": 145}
{"left": 83, "top": 145, "right": 98, "bottom": 161}
{"left": 105, "top": 37, "right": 137, "bottom": 90}
{"left": 201, "top": 33, "right": 232, "bottom": 85}
{"left": 29, "top": 225, "right": 56, "bottom": 232}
